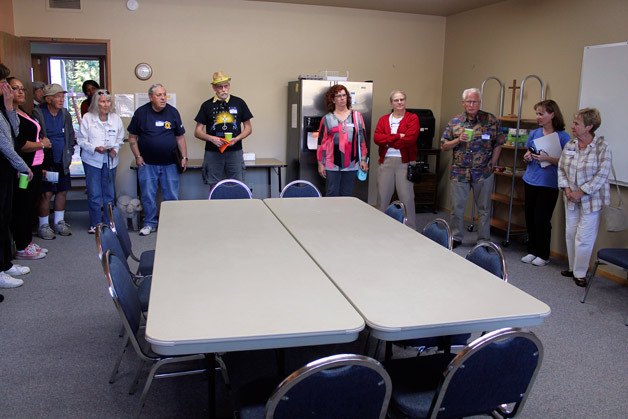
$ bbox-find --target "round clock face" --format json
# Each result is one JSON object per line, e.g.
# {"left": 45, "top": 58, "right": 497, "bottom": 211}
{"left": 135, "top": 63, "right": 152, "bottom": 80}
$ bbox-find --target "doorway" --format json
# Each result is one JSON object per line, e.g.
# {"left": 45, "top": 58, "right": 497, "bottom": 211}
{"left": 29, "top": 39, "right": 110, "bottom": 177}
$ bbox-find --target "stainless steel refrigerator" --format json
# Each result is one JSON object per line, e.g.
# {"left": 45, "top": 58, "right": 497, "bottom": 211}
{"left": 286, "top": 79, "right": 373, "bottom": 201}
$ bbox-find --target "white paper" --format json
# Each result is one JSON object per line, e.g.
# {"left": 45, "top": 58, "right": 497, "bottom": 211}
{"left": 115, "top": 94, "right": 135, "bottom": 117}
{"left": 533, "top": 132, "right": 562, "bottom": 168}
{"left": 307, "top": 132, "right": 319, "bottom": 150}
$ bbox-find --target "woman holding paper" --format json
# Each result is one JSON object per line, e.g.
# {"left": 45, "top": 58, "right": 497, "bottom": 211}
{"left": 558, "top": 108, "right": 611, "bottom": 287}
{"left": 7, "top": 77, "right": 51, "bottom": 260}
{"left": 317, "top": 84, "right": 369, "bottom": 196}
{"left": 374, "top": 90, "right": 419, "bottom": 229}
{"left": 78, "top": 89, "right": 124, "bottom": 233}
{"left": 520, "top": 100, "right": 570, "bottom": 267}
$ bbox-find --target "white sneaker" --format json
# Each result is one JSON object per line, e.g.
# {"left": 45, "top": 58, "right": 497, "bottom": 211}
{"left": 532, "top": 257, "right": 549, "bottom": 266}
{"left": 4, "top": 264, "right": 31, "bottom": 276}
{"left": 139, "top": 225, "right": 154, "bottom": 236}
{"left": 521, "top": 254, "right": 536, "bottom": 264}
{"left": 0, "top": 272, "right": 24, "bottom": 288}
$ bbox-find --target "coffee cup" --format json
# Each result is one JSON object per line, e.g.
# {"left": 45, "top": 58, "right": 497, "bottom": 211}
{"left": 464, "top": 128, "right": 474, "bottom": 142}
{"left": 18, "top": 173, "right": 29, "bottom": 189}
{"left": 224, "top": 132, "right": 233, "bottom": 142}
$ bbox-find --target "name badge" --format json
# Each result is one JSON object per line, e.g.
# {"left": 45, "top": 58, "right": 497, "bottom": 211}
{"left": 229, "top": 107, "right": 238, "bottom": 115}
{"left": 481, "top": 134, "right": 490, "bottom": 140}
{"left": 346, "top": 123, "right": 355, "bottom": 128}
{"left": 155, "top": 121, "right": 165, "bottom": 127}
{"left": 564, "top": 150, "right": 576, "bottom": 156}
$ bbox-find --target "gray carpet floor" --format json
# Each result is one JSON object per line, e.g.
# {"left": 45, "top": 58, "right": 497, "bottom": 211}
{"left": 1, "top": 209, "right": 626, "bottom": 418}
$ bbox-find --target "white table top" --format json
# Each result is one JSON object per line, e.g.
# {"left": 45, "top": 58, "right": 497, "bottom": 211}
{"left": 264, "top": 197, "right": 551, "bottom": 340}
{"left": 145, "top": 199, "right": 364, "bottom": 355}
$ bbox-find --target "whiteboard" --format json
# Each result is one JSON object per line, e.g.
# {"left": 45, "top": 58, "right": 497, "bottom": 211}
{"left": 578, "top": 42, "right": 628, "bottom": 185}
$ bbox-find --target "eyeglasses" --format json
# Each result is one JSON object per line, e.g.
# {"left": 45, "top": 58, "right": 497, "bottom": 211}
{"left": 97, "top": 90, "right": 110, "bottom": 96}
{"left": 463, "top": 100, "right": 480, "bottom": 105}
{"left": 334, "top": 93, "right": 347, "bottom": 98}
{"left": 12, "top": 86, "right": 26, "bottom": 92}
{"left": 214, "top": 84, "right": 230, "bottom": 91}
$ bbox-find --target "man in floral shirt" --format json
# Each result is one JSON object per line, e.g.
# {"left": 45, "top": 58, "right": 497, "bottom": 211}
{"left": 441, "top": 88, "right": 505, "bottom": 247}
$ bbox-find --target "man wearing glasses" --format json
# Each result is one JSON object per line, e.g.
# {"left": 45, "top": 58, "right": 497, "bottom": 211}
{"left": 440, "top": 88, "right": 505, "bottom": 248}
{"left": 194, "top": 71, "right": 253, "bottom": 188}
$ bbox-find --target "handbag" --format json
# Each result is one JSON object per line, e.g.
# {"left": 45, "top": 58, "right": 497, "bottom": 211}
{"left": 407, "top": 162, "right": 422, "bottom": 183}
{"left": 603, "top": 163, "right": 627, "bottom": 232}
{"left": 355, "top": 111, "right": 368, "bottom": 181}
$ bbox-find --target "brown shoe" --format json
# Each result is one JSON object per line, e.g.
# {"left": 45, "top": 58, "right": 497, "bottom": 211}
{"left": 561, "top": 270, "right": 574, "bottom": 277}
{"left": 573, "top": 277, "right": 587, "bottom": 287}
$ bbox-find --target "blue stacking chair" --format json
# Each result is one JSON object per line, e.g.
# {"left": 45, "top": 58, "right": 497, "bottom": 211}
{"left": 102, "top": 251, "right": 207, "bottom": 418}
{"left": 466, "top": 241, "right": 509, "bottom": 281}
{"left": 209, "top": 179, "right": 253, "bottom": 199}
{"left": 280, "top": 180, "right": 322, "bottom": 198}
{"left": 385, "top": 200, "right": 407, "bottom": 224}
{"left": 581, "top": 248, "right": 628, "bottom": 326}
{"left": 386, "top": 328, "right": 543, "bottom": 419}
{"left": 422, "top": 218, "right": 453, "bottom": 250}
{"left": 239, "top": 353, "right": 392, "bottom": 419}
{"left": 108, "top": 203, "right": 154, "bottom": 276}
{"left": 95, "top": 224, "right": 151, "bottom": 312}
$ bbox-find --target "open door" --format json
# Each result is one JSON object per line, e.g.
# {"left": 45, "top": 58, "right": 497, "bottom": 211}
{"left": 0, "top": 31, "right": 33, "bottom": 111}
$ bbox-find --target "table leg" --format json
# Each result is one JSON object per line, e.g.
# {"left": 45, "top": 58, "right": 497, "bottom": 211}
{"left": 267, "top": 167, "right": 272, "bottom": 198}
{"left": 205, "top": 353, "right": 216, "bottom": 419}
{"left": 277, "top": 167, "right": 282, "bottom": 194}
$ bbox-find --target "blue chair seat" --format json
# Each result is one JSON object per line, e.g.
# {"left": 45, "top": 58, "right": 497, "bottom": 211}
{"left": 385, "top": 353, "right": 456, "bottom": 418}
{"left": 597, "top": 248, "right": 628, "bottom": 268}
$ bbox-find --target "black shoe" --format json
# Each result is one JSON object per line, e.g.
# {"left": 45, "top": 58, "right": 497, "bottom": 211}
{"left": 561, "top": 270, "right": 574, "bottom": 277}
{"left": 452, "top": 240, "right": 462, "bottom": 249}
{"left": 573, "top": 277, "right": 587, "bottom": 287}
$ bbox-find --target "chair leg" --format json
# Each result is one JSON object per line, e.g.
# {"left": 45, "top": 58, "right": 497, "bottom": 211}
{"left": 385, "top": 341, "right": 393, "bottom": 362}
{"left": 215, "top": 353, "right": 230, "bottom": 388}
{"left": 581, "top": 261, "right": 601, "bottom": 303}
{"left": 109, "top": 336, "right": 130, "bottom": 384}
{"left": 129, "top": 361, "right": 146, "bottom": 395}
{"left": 136, "top": 361, "right": 162, "bottom": 419}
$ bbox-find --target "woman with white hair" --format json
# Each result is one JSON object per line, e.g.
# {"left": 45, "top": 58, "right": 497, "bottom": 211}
{"left": 77, "top": 89, "right": 124, "bottom": 233}
{"left": 373, "top": 90, "right": 419, "bottom": 229}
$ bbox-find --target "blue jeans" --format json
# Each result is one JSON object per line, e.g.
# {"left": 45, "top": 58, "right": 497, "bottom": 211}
{"left": 325, "top": 170, "right": 357, "bottom": 197}
{"left": 137, "top": 163, "right": 179, "bottom": 228}
{"left": 84, "top": 162, "right": 116, "bottom": 227}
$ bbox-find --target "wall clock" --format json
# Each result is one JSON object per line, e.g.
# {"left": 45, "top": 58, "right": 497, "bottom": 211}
{"left": 134, "top": 63, "right": 152, "bottom": 81}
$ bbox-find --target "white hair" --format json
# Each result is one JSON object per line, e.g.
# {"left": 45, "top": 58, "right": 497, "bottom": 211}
{"left": 462, "top": 88, "right": 481, "bottom": 101}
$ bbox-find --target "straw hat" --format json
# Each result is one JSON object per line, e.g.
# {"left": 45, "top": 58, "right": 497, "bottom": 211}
{"left": 211, "top": 71, "right": 231, "bottom": 85}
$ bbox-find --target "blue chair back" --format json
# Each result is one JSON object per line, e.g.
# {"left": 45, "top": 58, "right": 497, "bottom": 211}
{"left": 209, "top": 179, "right": 253, "bottom": 200}
{"left": 96, "top": 224, "right": 132, "bottom": 273}
{"left": 102, "top": 251, "right": 143, "bottom": 336}
{"left": 108, "top": 204, "right": 133, "bottom": 260}
{"left": 267, "top": 354, "right": 391, "bottom": 419}
{"left": 422, "top": 218, "right": 453, "bottom": 250}
{"left": 466, "top": 241, "right": 508, "bottom": 281}
{"left": 384, "top": 201, "right": 407, "bottom": 225}
{"left": 280, "top": 180, "right": 322, "bottom": 198}
{"left": 430, "top": 328, "right": 543, "bottom": 418}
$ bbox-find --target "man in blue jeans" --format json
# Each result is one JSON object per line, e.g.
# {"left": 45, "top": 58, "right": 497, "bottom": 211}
{"left": 128, "top": 84, "right": 188, "bottom": 236}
